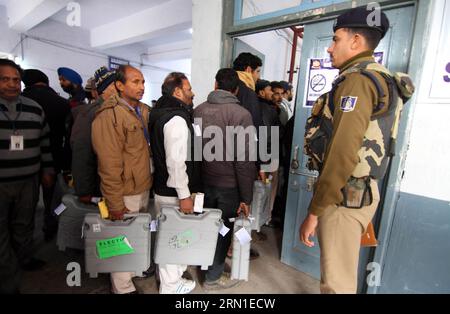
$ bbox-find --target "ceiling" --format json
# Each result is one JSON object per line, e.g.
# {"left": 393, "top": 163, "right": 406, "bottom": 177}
{"left": 50, "top": 0, "right": 170, "bottom": 30}
{"left": 0, "top": 0, "right": 193, "bottom": 61}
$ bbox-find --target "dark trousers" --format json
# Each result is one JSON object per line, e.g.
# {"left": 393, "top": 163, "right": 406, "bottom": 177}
{"left": 204, "top": 185, "right": 240, "bottom": 282}
{"left": 0, "top": 175, "right": 39, "bottom": 294}
{"left": 42, "top": 182, "right": 58, "bottom": 235}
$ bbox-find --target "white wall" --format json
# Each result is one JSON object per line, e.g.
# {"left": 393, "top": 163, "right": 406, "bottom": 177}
{"left": 238, "top": 30, "right": 302, "bottom": 101}
{"left": 191, "top": 0, "right": 223, "bottom": 106}
{"left": 400, "top": 0, "right": 450, "bottom": 202}
{"left": 0, "top": 5, "right": 190, "bottom": 103}
{"left": 239, "top": 30, "right": 300, "bottom": 79}
{"left": 149, "top": 58, "right": 192, "bottom": 101}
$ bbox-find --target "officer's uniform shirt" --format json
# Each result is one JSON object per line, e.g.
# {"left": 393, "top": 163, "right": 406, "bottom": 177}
{"left": 308, "top": 50, "right": 390, "bottom": 217}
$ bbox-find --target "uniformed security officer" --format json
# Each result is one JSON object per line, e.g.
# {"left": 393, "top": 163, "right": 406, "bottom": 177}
{"left": 299, "top": 6, "right": 393, "bottom": 293}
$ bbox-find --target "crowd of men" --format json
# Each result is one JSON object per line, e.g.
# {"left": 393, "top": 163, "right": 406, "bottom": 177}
{"left": 0, "top": 49, "right": 295, "bottom": 294}
{"left": 0, "top": 6, "right": 404, "bottom": 295}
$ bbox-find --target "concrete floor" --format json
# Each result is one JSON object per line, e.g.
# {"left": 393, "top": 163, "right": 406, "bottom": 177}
{"left": 20, "top": 196, "right": 320, "bottom": 294}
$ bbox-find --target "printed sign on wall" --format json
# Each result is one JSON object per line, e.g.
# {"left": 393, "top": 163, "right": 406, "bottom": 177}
{"left": 108, "top": 56, "right": 130, "bottom": 70}
{"left": 429, "top": 1, "right": 450, "bottom": 99}
{"left": 303, "top": 52, "right": 384, "bottom": 108}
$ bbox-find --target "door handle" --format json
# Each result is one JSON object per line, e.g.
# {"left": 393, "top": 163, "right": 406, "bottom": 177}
{"left": 293, "top": 170, "right": 319, "bottom": 178}
{"left": 295, "top": 170, "right": 318, "bottom": 192}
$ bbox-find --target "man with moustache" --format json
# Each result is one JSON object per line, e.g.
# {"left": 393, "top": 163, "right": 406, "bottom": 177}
{"left": 92, "top": 65, "right": 152, "bottom": 294}
{"left": 148, "top": 72, "right": 201, "bottom": 294}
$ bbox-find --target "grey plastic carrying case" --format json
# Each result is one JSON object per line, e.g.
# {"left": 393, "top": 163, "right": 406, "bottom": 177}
{"left": 57, "top": 194, "right": 99, "bottom": 251}
{"left": 231, "top": 214, "right": 252, "bottom": 281}
{"left": 154, "top": 207, "right": 222, "bottom": 270}
{"left": 250, "top": 180, "right": 272, "bottom": 232}
{"left": 83, "top": 213, "right": 151, "bottom": 278}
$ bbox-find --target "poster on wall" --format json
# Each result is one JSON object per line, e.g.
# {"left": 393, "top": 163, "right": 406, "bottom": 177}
{"left": 429, "top": 1, "right": 450, "bottom": 99}
{"left": 108, "top": 56, "right": 130, "bottom": 70}
{"left": 303, "top": 52, "right": 384, "bottom": 108}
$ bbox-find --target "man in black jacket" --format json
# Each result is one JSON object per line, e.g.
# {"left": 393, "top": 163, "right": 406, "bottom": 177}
{"left": 256, "top": 79, "right": 282, "bottom": 163}
{"left": 194, "top": 68, "right": 256, "bottom": 290}
{"left": 22, "top": 69, "right": 71, "bottom": 240}
{"left": 70, "top": 66, "right": 116, "bottom": 204}
{"left": 256, "top": 80, "right": 283, "bottom": 230}
{"left": 232, "top": 53, "right": 263, "bottom": 138}
{"left": 149, "top": 72, "right": 201, "bottom": 294}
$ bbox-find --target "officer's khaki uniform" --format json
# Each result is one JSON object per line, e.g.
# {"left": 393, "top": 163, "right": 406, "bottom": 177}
{"left": 309, "top": 51, "right": 391, "bottom": 294}
{"left": 318, "top": 180, "right": 379, "bottom": 293}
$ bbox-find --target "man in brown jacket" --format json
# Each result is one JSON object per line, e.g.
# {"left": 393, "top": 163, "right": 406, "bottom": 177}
{"left": 91, "top": 65, "right": 152, "bottom": 294}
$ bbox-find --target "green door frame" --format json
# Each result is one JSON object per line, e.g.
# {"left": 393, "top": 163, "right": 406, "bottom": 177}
{"left": 220, "top": 0, "right": 434, "bottom": 294}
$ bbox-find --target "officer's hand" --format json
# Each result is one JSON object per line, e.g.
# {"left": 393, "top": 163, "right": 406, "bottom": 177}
{"left": 41, "top": 173, "right": 55, "bottom": 189}
{"left": 78, "top": 195, "right": 92, "bottom": 204}
{"left": 109, "top": 207, "right": 130, "bottom": 221}
{"left": 237, "top": 202, "right": 250, "bottom": 217}
{"left": 179, "top": 197, "right": 194, "bottom": 214}
{"left": 299, "top": 213, "right": 318, "bottom": 248}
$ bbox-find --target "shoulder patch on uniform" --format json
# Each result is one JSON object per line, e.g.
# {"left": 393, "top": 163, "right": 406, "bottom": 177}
{"left": 340, "top": 96, "right": 358, "bottom": 112}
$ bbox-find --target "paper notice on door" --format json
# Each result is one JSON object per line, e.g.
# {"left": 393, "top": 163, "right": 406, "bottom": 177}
{"left": 235, "top": 227, "right": 252, "bottom": 245}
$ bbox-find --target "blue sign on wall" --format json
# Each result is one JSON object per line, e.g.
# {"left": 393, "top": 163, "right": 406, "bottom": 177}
{"left": 108, "top": 56, "right": 130, "bottom": 70}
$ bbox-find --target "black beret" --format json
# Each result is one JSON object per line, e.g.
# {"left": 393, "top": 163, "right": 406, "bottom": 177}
{"left": 22, "top": 69, "right": 49, "bottom": 87}
{"left": 333, "top": 6, "right": 390, "bottom": 38}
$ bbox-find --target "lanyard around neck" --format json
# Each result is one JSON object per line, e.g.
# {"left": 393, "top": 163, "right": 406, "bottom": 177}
{"left": 0, "top": 102, "right": 23, "bottom": 133}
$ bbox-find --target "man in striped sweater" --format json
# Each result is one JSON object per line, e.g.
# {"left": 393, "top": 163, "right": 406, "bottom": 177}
{"left": 0, "top": 59, "right": 54, "bottom": 294}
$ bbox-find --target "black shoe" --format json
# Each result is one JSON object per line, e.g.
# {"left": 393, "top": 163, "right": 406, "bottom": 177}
{"left": 182, "top": 270, "right": 194, "bottom": 281}
{"left": 250, "top": 248, "right": 260, "bottom": 260}
{"left": 44, "top": 230, "right": 57, "bottom": 242}
{"left": 21, "top": 258, "right": 46, "bottom": 271}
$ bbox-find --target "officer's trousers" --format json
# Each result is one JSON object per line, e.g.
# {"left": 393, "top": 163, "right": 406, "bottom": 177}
{"left": 317, "top": 180, "right": 380, "bottom": 294}
{"left": 110, "top": 190, "right": 149, "bottom": 294}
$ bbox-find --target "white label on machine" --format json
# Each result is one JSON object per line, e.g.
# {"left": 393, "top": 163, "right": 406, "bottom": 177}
{"left": 123, "top": 237, "right": 133, "bottom": 249}
{"left": 54, "top": 203, "right": 66, "bottom": 216}
{"left": 150, "top": 220, "right": 158, "bottom": 232}
{"left": 93, "top": 224, "right": 101, "bottom": 233}
{"left": 235, "top": 227, "right": 252, "bottom": 245}
{"left": 219, "top": 224, "right": 230, "bottom": 237}
{"left": 194, "top": 193, "right": 204, "bottom": 213}
{"left": 90, "top": 197, "right": 101, "bottom": 204}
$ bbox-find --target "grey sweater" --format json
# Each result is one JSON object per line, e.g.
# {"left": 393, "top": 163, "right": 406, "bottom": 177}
{"left": 194, "top": 90, "right": 257, "bottom": 204}
{"left": 0, "top": 95, "right": 53, "bottom": 182}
